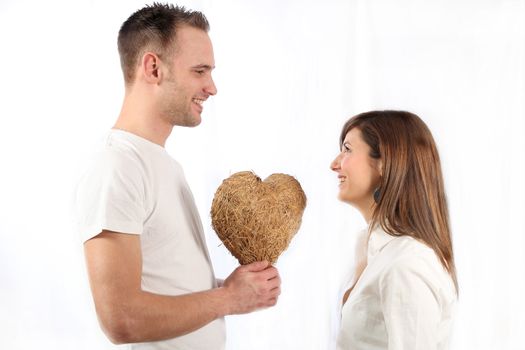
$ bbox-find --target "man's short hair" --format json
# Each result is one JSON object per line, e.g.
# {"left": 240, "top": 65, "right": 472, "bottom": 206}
{"left": 118, "top": 2, "right": 210, "bottom": 84}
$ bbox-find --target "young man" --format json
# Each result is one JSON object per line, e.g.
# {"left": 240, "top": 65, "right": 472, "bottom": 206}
{"left": 75, "top": 4, "right": 281, "bottom": 349}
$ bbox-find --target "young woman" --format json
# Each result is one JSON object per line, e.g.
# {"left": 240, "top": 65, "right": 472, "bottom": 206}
{"left": 331, "top": 111, "right": 457, "bottom": 350}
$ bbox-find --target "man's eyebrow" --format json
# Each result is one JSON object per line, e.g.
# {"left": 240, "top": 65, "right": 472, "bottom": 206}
{"left": 191, "top": 64, "right": 215, "bottom": 70}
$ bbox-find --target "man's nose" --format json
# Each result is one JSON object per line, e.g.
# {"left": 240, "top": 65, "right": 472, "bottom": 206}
{"left": 205, "top": 76, "right": 217, "bottom": 96}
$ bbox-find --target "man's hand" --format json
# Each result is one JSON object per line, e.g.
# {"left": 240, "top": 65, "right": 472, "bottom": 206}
{"left": 222, "top": 261, "right": 281, "bottom": 314}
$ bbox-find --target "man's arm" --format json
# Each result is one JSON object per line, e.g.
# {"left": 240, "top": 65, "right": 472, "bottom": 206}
{"left": 84, "top": 230, "right": 280, "bottom": 344}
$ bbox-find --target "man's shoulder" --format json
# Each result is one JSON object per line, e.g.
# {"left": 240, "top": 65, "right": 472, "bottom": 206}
{"left": 84, "top": 144, "right": 141, "bottom": 176}
{"left": 76, "top": 136, "right": 148, "bottom": 190}
{"left": 86, "top": 130, "right": 152, "bottom": 170}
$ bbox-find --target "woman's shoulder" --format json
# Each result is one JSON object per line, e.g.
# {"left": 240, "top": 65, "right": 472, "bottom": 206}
{"left": 381, "top": 235, "right": 457, "bottom": 300}
{"left": 385, "top": 235, "right": 442, "bottom": 273}
{"left": 369, "top": 227, "right": 434, "bottom": 262}
{"left": 391, "top": 234, "right": 435, "bottom": 257}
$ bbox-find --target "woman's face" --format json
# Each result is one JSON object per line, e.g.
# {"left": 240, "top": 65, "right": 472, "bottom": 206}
{"left": 331, "top": 128, "right": 381, "bottom": 210}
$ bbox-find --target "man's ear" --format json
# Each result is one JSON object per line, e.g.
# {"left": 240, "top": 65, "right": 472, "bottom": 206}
{"left": 141, "top": 52, "right": 161, "bottom": 84}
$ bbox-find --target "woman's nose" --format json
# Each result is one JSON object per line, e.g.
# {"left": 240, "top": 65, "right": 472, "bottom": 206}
{"left": 330, "top": 154, "right": 341, "bottom": 172}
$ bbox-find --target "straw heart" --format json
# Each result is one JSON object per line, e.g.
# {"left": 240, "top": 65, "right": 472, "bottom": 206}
{"left": 211, "top": 171, "right": 307, "bottom": 265}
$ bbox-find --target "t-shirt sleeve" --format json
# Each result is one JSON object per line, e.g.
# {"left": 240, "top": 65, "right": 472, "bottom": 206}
{"left": 75, "top": 149, "right": 146, "bottom": 242}
{"left": 379, "top": 256, "right": 442, "bottom": 350}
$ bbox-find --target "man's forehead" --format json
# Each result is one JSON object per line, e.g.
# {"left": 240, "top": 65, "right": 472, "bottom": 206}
{"left": 174, "top": 25, "right": 211, "bottom": 46}
{"left": 173, "top": 27, "right": 214, "bottom": 63}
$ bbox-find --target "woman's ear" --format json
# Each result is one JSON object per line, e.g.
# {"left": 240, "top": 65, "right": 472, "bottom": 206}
{"left": 376, "top": 159, "right": 383, "bottom": 177}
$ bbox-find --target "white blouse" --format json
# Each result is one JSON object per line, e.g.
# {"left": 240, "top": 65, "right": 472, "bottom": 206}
{"left": 337, "top": 226, "right": 457, "bottom": 350}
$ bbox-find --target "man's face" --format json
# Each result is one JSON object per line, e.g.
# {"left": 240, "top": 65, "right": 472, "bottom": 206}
{"left": 159, "top": 25, "right": 217, "bottom": 127}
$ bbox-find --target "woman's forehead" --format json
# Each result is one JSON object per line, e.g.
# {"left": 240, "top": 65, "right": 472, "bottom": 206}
{"left": 343, "top": 128, "right": 363, "bottom": 144}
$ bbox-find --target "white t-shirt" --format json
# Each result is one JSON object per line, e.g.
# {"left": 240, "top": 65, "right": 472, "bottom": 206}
{"left": 75, "top": 129, "right": 225, "bottom": 350}
{"left": 337, "top": 226, "right": 457, "bottom": 350}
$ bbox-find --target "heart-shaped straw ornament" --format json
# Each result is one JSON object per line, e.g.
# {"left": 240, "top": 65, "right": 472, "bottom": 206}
{"left": 211, "top": 171, "right": 307, "bottom": 264}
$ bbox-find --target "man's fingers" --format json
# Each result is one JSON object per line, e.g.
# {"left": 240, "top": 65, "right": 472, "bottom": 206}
{"left": 258, "top": 265, "right": 279, "bottom": 281}
{"left": 243, "top": 260, "right": 270, "bottom": 272}
{"left": 269, "top": 281, "right": 281, "bottom": 292}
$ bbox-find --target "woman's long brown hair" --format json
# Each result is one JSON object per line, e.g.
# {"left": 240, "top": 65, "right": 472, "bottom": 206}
{"left": 340, "top": 110, "right": 458, "bottom": 293}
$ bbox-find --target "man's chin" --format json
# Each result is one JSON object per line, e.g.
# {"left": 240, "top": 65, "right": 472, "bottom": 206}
{"left": 186, "top": 116, "right": 202, "bottom": 127}
{"left": 171, "top": 114, "right": 201, "bottom": 127}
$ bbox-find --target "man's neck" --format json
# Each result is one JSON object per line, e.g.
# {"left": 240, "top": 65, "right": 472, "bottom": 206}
{"left": 114, "top": 93, "right": 173, "bottom": 147}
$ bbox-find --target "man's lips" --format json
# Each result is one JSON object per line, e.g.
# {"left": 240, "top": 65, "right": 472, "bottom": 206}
{"left": 192, "top": 98, "right": 205, "bottom": 106}
{"left": 192, "top": 98, "right": 205, "bottom": 112}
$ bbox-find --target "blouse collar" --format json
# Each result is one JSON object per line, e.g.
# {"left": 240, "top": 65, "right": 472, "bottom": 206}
{"left": 367, "top": 225, "right": 398, "bottom": 261}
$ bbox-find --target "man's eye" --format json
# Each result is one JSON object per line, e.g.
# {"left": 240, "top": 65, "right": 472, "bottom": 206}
{"left": 195, "top": 70, "right": 205, "bottom": 75}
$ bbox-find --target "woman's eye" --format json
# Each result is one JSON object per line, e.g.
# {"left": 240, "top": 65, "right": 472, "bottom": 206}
{"left": 343, "top": 145, "right": 351, "bottom": 152}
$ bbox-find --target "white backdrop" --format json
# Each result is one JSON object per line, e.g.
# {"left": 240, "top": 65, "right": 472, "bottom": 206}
{"left": 1, "top": 0, "right": 524, "bottom": 349}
